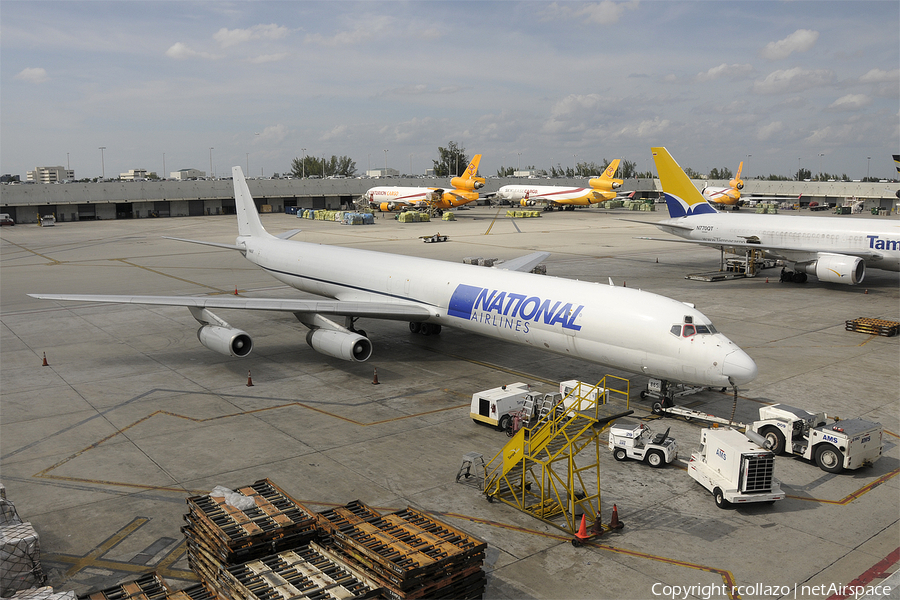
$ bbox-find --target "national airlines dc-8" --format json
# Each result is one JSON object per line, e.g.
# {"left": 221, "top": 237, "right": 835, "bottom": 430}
{"left": 645, "top": 148, "right": 900, "bottom": 285}
{"left": 30, "top": 166, "right": 758, "bottom": 392}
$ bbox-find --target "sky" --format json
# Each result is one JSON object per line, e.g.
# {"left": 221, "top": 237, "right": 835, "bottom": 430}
{"left": 2, "top": 1, "right": 898, "bottom": 181}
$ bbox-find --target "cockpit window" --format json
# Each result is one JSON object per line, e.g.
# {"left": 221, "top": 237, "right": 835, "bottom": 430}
{"left": 672, "top": 322, "right": 717, "bottom": 337}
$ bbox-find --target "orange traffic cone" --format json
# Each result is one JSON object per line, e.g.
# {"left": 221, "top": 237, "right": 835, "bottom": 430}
{"left": 372, "top": 368, "right": 380, "bottom": 385}
{"left": 246, "top": 370, "right": 254, "bottom": 387}
{"left": 609, "top": 504, "right": 623, "bottom": 530}
{"left": 766, "top": 278, "right": 769, "bottom": 283}
{"left": 42, "top": 352, "right": 48, "bottom": 366}
{"left": 234, "top": 287, "right": 239, "bottom": 295}
{"left": 623, "top": 281, "right": 626, "bottom": 287}
{"left": 575, "top": 514, "right": 588, "bottom": 539}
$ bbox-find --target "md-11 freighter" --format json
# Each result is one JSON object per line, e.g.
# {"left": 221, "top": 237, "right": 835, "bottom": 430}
{"left": 494, "top": 159, "right": 623, "bottom": 211}
{"left": 363, "top": 154, "right": 484, "bottom": 213}
{"left": 30, "top": 166, "right": 758, "bottom": 393}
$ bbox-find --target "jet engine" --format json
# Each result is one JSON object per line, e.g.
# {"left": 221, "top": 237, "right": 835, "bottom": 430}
{"left": 799, "top": 253, "right": 865, "bottom": 285}
{"left": 588, "top": 178, "right": 623, "bottom": 191}
{"left": 379, "top": 202, "right": 397, "bottom": 212}
{"left": 450, "top": 176, "right": 485, "bottom": 191}
{"left": 519, "top": 199, "right": 537, "bottom": 206}
{"left": 306, "top": 329, "right": 373, "bottom": 362}
{"left": 197, "top": 325, "right": 253, "bottom": 357}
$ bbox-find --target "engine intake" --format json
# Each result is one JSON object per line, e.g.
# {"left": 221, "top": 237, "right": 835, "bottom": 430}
{"left": 800, "top": 253, "right": 865, "bottom": 285}
{"left": 197, "top": 325, "right": 253, "bottom": 357}
{"left": 306, "top": 329, "right": 373, "bottom": 362}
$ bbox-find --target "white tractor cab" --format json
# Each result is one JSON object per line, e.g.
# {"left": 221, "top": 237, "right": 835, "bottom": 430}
{"left": 608, "top": 421, "right": 677, "bottom": 467}
{"left": 750, "top": 404, "right": 882, "bottom": 473}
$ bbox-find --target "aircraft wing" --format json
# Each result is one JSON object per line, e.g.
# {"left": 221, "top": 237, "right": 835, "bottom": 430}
{"left": 632, "top": 237, "right": 885, "bottom": 262}
{"left": 494, "top": 251, "right": 551, "bottom": 272}
{"left": 619, "top": 218, "right": 695, "bottom": 231}
{"left": 27, "top": 294, "right": 433, "bottom": 321}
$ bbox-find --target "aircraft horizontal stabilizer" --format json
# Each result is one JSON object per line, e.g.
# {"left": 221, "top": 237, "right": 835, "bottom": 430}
{"left": 494, "top": 251, "right": 551, "bottom": 272}
{"left": 276, "top": 229, "right": 302, "bottom": 240}
{"left": 162, "top": 236, "right": 245, "bottom": 251}
{"left": 619, "top": 218, "right": 694, "bottom": 231}
{"left": 632, "top": 237, "right": 883, "bottom": 262}
{"left": 27, "top": 294, "right": 433, "bottom": 321}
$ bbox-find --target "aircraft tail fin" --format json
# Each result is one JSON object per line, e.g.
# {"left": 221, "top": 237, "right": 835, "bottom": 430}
{"left": 651, "top": 148, "right": 718, "bottom": 218}
{"left": 588, "top": 159, "right": 623, "bottom": 191}
{"left": 232, "top": 166, "right": 273, "bottom": 239}
{"left": 451, "top": 154, "right": 485, "bottom": 191}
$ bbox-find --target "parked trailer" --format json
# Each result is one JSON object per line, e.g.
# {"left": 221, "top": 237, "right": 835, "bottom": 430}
{"left": 688, "top": 427, "right": 785, "bottom": 509}
{"left": 470, "top": 382, "right": 532, "bottom": 430}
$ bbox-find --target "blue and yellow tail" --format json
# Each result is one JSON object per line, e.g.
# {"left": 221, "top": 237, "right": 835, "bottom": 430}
{"left": 651, "top": 147, "right": 718, "bottom": 218}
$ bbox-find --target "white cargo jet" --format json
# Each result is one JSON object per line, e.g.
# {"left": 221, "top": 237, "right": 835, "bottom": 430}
{"left": 30, "top": 166, "right": 758, "bottom": 391}
{"left": 644, "top": 148, "right": 900, "bottom": 284}
{"left": 494, "top": 160, "right": 623, "bottom": 211}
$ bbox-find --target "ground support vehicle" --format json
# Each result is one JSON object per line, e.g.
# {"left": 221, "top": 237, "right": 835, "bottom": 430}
{"left": 470, "top": 382, "right": 532, "bottom": 430}
{"left": 688, "top": 428, "right": 784, "bottom": 509}
{"left": 608, "top": 422, "right": 677, "bottom": 467}
{"left": 750, "top": 404, "right": 882, "bottom": 473}
{"left": 639, "top": 377, "right": 725, "bottom": 403}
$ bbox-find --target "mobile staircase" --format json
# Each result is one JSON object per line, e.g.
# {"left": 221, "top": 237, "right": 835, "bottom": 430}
{"left": 483, "top": 377, "right": 633, "bottom": 535}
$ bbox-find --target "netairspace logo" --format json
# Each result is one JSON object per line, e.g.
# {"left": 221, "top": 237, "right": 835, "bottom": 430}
{"left": 448, "top": 285, "right": 584, "bottom": 334}
{"left": 651, "top": 582, "right": 894, "bottom": 599}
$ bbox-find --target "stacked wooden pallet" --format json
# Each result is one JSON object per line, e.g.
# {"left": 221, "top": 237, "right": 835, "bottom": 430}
{"left": 845, "top": 317, "right": 899, "bottom": 337}
{"left": 317, "top": 502, "right": 487, "bottom": 600}
{"left": 182, "top": 479, "right": 318, "bottom": 586}
{"left": 77, "top": 572, "right": 169, "bottom": 600}
{"left": 217, "top": 543, "right": 382, "bottom": 600}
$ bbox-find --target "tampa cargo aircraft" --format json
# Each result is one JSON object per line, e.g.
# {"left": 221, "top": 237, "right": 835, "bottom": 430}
{"left": 643, "top": 147, "right": 900, "bottom": 285}
{"left": 31, "top": 166, "right": 759, "bottom": 395}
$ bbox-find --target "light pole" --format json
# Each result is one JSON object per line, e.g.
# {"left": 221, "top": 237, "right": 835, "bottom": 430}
{"left": 163, "top": 153, "right": 166, "bottom": 179}
{"left": 99, "top": 147, "right": 106, "bottom": 179}
{"left": 209, "top": 147, "right": 214, "bottom": 180}
{"left": 409, "top": 153, "right": 412, "bottom": 176}
{"left": 517, "top": 152, "right": 521, "bottom": 173}
{"left": 797, "top": 158, "right": 801, "bottom": 181}
{"left": 246, "top": 153, "right": 250, "bottom": 174}
{"left": 573, "top": 154, "right": 577, "bottom": 178}
{"left": 301, "top": 148, "right": 306, "bottom": 178}
{"left": 867, "top": 156, "right": 871, "bottom": 181}
{"left": 322, "top": 154, "right": 325, "bottom": 178}
{"left": 746, "top": 154, "right": 751, "bottom": 178}
{"left": 383, "top": 149, "right": 388, "bottom": 175}
{"left": 66, "top": 152, "right": 69, "bottom": 170}
{"left": 818, "top": 153, "right": 824, "bottom": 180}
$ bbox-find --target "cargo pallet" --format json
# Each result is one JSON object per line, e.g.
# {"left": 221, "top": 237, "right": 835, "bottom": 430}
{"left": 845, "top": 317, "right": 899, "bottom": 337}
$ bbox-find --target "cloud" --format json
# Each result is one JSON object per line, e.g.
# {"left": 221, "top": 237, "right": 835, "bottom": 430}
{"left": 695, "top": 63, "right": 754, "bottom": 82}
{"left": 247, "top": 53, "right": 288, "bottom": 64}
{"left": 614, "top": 117, "right": 671, "bottom": 139}
{"left": 756, "top": 121, "right": 784, "bottom": 141}
{"left": 541, "top": 1, "right": 638, "bottom": 24}
{"left": 761, "top": 29, "right": 819, "bottom": 60}
{"left": 859, "top": 68, "right": 900, "bottom": 83}
{"left": 253, "top": 124, "right": 288, "bottom": 144}
{"left": 305, "top": 16, "right": 396, "bottom": 46}
{"left": 165, "top": 42, "right": 219, "bottom": 60}
{"left": 213, "top": 24, "right": 288, "bottom": 48}
{"left": 828, "top": 94, "right": 871, "bottom": 110}
{"left": 752, "top": 68, "right": 833, "bottom": 94}
{"left": 15, "top": 67, "right": 48, "bottom": 83}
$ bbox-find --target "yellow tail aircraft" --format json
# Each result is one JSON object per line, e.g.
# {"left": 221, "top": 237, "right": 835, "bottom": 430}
{"left": 701, "top": 161, "right": 744, "bottom": 208}
{"left": 364, "top": 155, "right": 485, "bottom": 213}
{"left": 495, "top": 159, "right": 623, "bottom": 211}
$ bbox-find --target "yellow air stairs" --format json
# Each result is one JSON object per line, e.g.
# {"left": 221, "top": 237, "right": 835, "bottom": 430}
{"left": 483, "top": 377, "right": 632, "bottom": 535}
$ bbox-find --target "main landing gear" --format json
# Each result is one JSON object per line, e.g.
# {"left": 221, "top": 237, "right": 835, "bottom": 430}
{"left": 409, "top": 322, "right": 442, "bottom": 336}
{"left": 639, "top": 378, "right": 728, "bottom": 406}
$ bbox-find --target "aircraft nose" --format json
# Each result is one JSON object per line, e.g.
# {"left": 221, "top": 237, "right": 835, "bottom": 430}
{"left": 722, "top": 349, "right": 758, "bottom": 386}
